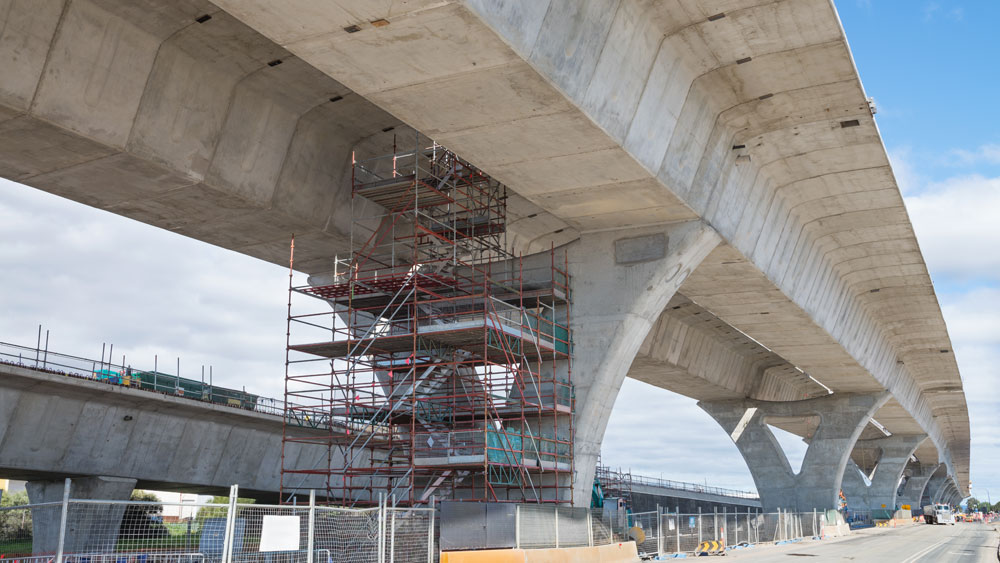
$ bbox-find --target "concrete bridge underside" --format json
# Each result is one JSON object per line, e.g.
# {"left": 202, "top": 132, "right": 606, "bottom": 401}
{"left": 0, "top": 0, "right": 969, "bottom": 510}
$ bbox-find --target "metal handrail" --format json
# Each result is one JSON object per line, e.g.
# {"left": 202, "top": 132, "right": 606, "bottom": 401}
{"left": 604, "top": 468, "right": 759, "bottom": 500}
{"left": 0, "top": 340, "right": 302, "bottom": 424}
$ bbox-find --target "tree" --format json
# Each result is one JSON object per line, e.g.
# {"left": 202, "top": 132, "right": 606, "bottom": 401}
{"left": 194, "top": 496, "right": 255, "bottom": 524}
{"left": 966, "top": 497, "right": 979, "bottom": 512}
{"left": 120, "top": 490, "right": 168, "bottom": 538}
{"left": 0, "top": 490, "right": 31, "bottom": 540}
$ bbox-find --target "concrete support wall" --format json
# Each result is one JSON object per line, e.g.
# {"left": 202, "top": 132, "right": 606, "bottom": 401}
{"left": 840, "top": 434, "right": 926, "bottom": 511}
{"left": 568, "top": 221, "right": 721, "bottom": 505}
{"left": 26, "top": 476, "right": 136, "bottom": 554}
{"left": 700, "top": 392, "right": 889, "bottom": 511}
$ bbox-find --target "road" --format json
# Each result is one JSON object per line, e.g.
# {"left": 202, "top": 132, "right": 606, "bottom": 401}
{"left": 726, "top": 522, "right": 999, "bottom": 562}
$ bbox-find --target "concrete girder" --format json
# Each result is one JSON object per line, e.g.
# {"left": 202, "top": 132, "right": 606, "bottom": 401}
{"left": 568, "top": 220, "right": 721, "bottom": 505}
{"left": 629, "top": 294, "right": 830, "bottom": 403}
{"left": 26, "top": 476, "right": 136, "bottom": 554}
{"left": 700, "top": 392, "right": 890, "bottom": 512}
{"left": 840, "top": 434, "right": 927, "bottom": 511}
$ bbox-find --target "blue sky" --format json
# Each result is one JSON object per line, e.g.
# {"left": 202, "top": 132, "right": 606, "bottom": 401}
{"left": 0, "top": 0, "right": 995, "bottom": 504}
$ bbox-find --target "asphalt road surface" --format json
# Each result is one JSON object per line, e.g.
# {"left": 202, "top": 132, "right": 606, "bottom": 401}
{"left": 726, "top": 522, "right": 999, "bottom": 562}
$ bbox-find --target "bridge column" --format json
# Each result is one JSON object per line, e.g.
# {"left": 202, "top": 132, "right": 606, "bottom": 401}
{"left": 936, "top": 480, "right": 958, "bottom": 504}
{"left": 898, "top": 463, "right": 940, "bottom": 514}
{"left": 840, "top": 434, "right": 926, "bottom": 511}
{"left": 699, "top": 392, "right": 889, "bottom": 512}
{"left": 26, "top": 476, "right": 137, "bottom": 554}
{"left": 922, "top": 470, "right": 947, "bottom": 507}
{"left": 569, "top": 221, "right": 721, "bottom": 506}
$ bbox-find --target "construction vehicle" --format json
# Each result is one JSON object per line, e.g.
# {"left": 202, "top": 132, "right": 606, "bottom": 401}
{"left": 923, "top": 503, "right": 956, "bottom": 525}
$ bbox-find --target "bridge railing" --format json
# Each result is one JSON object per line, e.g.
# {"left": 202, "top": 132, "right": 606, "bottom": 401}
{"left": 0, "top": 340, "right": 315, "bottom": 428}
{"left": 0, "top": 481, "right": 434, "bottom": 563}
{"left": 626, "top": 472, "right": 759, "bottom": 500}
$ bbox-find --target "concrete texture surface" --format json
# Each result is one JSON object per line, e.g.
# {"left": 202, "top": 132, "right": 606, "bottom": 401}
{"left": 700, "top": 392, "right": 889, "bottom": 511}
{"left": 0, "top": 0, "right": 970, "bottom": 504}
{"left": 0, "top": 363, "right": 331, "bottom": 500}
{"left": 841, "top": 434, "right": 927, "bottom": 511}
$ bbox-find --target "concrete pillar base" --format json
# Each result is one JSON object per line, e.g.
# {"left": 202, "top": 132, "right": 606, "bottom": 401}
{"left": 700, "top": 392, "right": 889, "bottom": 512}
{"left": 26, "top": 476, "right": 137, "bottom": 554}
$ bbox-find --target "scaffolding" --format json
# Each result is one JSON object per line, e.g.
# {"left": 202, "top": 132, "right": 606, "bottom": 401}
{"left": 280, "top": 136, "right": 574, "bottom": 507}
{"left": 595, "top": 463, "right": 634, "bottom": 511}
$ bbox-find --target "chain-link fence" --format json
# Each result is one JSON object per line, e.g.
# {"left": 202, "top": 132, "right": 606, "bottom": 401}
{"left": 514, "top": 505, "right": 591, "bottom": 549}
{"left": 0, "top": 482, "right": 434, "bottom": 563}
{"left": 650, "top": 509, "right": 830, "bottom": 557}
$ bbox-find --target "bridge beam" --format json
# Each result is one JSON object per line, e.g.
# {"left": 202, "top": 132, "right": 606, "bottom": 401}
{"left": 26, "top": 476, "right": 137, "bottom": 554}
{"left": 840, "top": 434, "right": 926, "bottom": 511}
{"left": 569, "top": 221, "right": 721, "bottom": 506}
{"left": 700, "top": 392, "right": 890, "bottom": 512}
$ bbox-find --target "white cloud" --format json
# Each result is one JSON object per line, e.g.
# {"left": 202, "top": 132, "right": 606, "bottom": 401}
{"left": 902, "top": 173, "right": 1000, "bottom": 283}
{"left": 938, "top": 288, "right": 1000, "bottom": 495}
{"left": 0, "top": 180, "right": 291, "bottom": 400}
{"left": 948, "top": 144, "right": 1000, "bottom": 166}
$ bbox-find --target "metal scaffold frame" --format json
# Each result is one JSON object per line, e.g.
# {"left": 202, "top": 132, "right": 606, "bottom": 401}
{"left": 280, "top": 135, "right": 575, "bottom": 507}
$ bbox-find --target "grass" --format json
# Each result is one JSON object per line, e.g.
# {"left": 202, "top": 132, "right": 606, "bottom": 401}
{"left": 0, "top": 538, "right": 34, "bottom": 555}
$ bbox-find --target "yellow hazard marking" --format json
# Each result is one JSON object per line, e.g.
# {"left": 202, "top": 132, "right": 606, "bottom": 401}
{"left": 697, "top": 540, "right": 723, "bottom": 553}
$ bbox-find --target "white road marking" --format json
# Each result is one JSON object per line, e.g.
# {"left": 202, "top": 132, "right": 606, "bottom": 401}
{"left": 900, "top": 533, "right": 960, "bottom": 563}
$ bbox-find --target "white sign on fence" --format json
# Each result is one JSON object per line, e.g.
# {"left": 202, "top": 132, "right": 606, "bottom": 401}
{"left": 259, "top": 515, "right": 301, "bottom": 551}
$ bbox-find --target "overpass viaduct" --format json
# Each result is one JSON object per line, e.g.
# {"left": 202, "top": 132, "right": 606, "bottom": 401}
{"left": 0, "top": 0, "right": 969, "bottom": 514}
{"left": 0, "top": 363, "right": 332, "bottom": 501}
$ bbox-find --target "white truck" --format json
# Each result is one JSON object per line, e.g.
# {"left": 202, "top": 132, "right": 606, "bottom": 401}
{"left": 923, "top": 503, "right": 956, "bottom": 525}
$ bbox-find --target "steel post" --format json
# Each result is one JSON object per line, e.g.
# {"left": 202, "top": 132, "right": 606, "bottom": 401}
{"left": 55, "top": 478, "right": 70, "bottom": 563}
{"left": 307, "top": 490, "right": 316, "bottom": 563}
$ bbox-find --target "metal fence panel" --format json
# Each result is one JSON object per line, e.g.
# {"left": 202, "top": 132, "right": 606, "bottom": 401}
{"left": 555, "top": 507, "right": 589, "bottom": 548}
{"left": 387, "top": 508, "right": 434, "bottom": 563}
{"left": 313, "top": 506, "right": 381, "bottom": 563}
{"left": 230, "top": 504, "right": 309, "bottom": 562}
{"left": 516, "top": 505, "right": 557, "bottom": 549}
{"left": 0, "top": 503, "right": 60, "bottom": 556}
{"left": 628, "top": 510, "right": 658, "bottom": 555}
{"left": 1, "top": 483, "right": 435, "bottom": 563}
{"left": 439, "top": 502, "right": 484, "bottom": 551}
